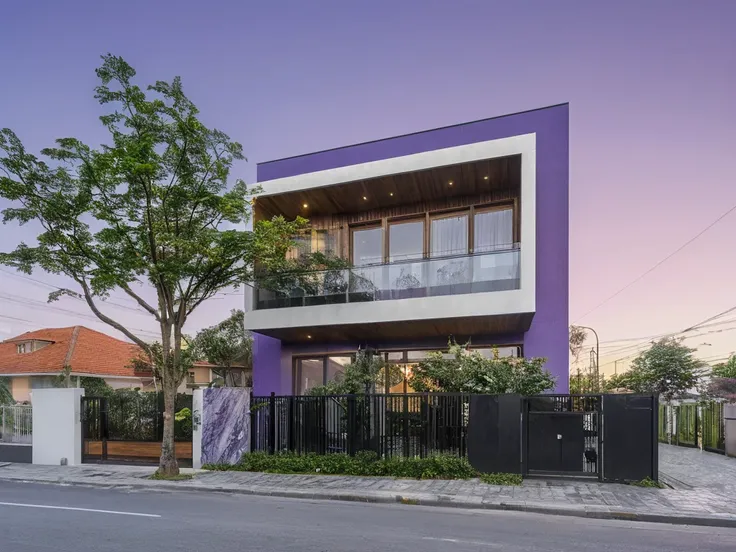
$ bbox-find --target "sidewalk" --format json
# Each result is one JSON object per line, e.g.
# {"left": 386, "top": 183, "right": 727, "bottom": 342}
{"left": 1, "top": 444, "right": 735, "bottom": 528}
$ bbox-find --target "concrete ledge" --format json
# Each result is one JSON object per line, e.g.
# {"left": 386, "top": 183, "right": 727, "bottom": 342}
{"left": 0, "top": 444, "right": 32, "bottom": 464}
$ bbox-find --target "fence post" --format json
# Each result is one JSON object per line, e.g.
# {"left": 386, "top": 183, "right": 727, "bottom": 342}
{"left": 288, "top": 395, "right": 295, "bottom": 453}
{"left": 1, "top": 407, "right": 5, "bottom": 442}
{"left": 403, "top": 393, "right": 410, "bottom": 458}
{"left": 268, "top": 392, "right": 276, "bottom": 455}
{"left": 347, "top": 395, "right": 356, "bottom": 456}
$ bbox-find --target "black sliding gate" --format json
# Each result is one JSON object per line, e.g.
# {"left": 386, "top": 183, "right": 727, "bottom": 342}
{"left": 81, "top": 393, "right": 193, "bottom": 466}
{"left": 522, "top": 394, "right": 658, "bottom": 482}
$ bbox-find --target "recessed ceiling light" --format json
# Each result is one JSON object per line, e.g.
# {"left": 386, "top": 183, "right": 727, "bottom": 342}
{"left": 448, "top": 181, "right": 453, "bottom": 186}
{"left": 389, "top": 192, "right": 394, "bottom": 197}
{"left": 302, "top": 203, "right": 308, "bottom": 208}
{"left": 363, "top": 196, "right": 368, "bottom": 200}
{"left": 483, "top": 175, "right": 489, "bottom": 180}
{"left": 307, "top": 335, "right": 312, "bottom": 339}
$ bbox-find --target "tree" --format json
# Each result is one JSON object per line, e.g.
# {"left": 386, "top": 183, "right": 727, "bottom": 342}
{"left": 408, "top": 340, "right": 555, "bottom": 395}
{"left": 712, "top": 355, "right": 736, "bottom": 379}
{"left": 0, "top": 55, "right": 319, "bottom": 475}
{"left": 0, "top": 377, "right": 13, "bottom": 405}
{"left": 702, "top": 355, "right": 736, "bottom": 401}
{"left": 307, "top": 349, "right": 402, "bottom": 396}
{"left": 610, "top": 338, "right": 706, "bottom": 401}
{"left": 570, "top": 373, "right": 606, "bottom": 394}
{"left": 192, "top": 309, "right": 252, "bottom": 387}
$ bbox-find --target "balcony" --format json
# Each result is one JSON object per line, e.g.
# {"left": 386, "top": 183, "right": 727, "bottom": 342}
{"left": 255, "top": 246, "right": 520, "bottom": 310}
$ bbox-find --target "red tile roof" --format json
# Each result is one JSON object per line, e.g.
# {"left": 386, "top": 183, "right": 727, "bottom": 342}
{"left": 0, "top": 326, "right": 142, "bottom": 377}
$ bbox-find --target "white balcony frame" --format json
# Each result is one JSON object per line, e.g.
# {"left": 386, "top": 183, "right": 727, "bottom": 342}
{"left": 245, "top": 133, "right": 536, "bottom": 332}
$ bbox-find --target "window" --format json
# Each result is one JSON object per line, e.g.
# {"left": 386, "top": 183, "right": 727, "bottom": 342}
{"left": 16, "top": 342, "right": 28, "bottom": 354}
{"left": 187, "top": 371, "right": 195, "bottom": 384}
{"left": 351, "top": 225, "right": 383, "bottom": 266}
{"left": 430, "top": 212, "right": 469, "bottom": 257}
{"left": 474, "top": 207, "right": 513, "bottom": 252}
{"left": 388, "top": 219, "right": 424, "bottom": 262}
{"left": 295, "top": 355, "right": 354, "bottom": 395}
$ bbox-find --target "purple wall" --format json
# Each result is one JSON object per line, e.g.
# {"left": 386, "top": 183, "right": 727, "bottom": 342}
{"left": 252, "top": 104, "right": 569, "bottom": 393}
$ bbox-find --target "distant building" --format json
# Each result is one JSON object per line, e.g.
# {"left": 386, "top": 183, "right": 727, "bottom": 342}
{"left": 0, "top": 326, "right": 251, "bottom": 402}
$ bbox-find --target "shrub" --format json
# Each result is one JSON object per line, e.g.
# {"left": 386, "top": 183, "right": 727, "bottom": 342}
{"left": 479, "top": 472, "right": 523, "bottom": 486}
{"left": 204, "top": 451, "right": 517, "bottom": 483}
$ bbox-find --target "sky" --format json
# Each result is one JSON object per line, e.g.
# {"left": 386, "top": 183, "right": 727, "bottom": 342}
{"left": 1, "top": 0, "right": 735, "bottom": 373}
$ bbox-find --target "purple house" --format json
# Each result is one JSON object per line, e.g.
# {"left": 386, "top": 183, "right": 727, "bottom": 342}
{"left": 246, "top": 104, "right": 569, "bottom": 395}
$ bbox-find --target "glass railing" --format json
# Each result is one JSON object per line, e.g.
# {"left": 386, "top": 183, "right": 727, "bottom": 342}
{"left": 254, "top": 247, "right": 520, "bottom": 310}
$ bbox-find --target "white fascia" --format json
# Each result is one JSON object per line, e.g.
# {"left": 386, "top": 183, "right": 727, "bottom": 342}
{"left": 246, "top": 133, "right": 536, "bottom": 330}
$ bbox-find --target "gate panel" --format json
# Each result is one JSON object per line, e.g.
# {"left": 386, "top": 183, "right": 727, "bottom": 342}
{"left": 523, "top": 395, "right": 600, "bottom": 478}
{"left": 527, "top": 413, "right": 585, "bottom": 472}
{"left": 602, "top": 394, "right": 657, "bottom": 482}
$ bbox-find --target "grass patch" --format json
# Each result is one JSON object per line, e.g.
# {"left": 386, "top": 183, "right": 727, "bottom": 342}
{"left": 629, "top": 477, "right": 663, "bottom": 488}
{"left": 204, "top": 451, "right": 519, "bottom": 484}
{"left": 479, "top": 472, "right": 523, "bottom": 486}
{"left": 149, "top": 471, "right": 194, "bottom": 481}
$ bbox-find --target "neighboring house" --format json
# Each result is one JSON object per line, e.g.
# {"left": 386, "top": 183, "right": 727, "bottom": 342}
{"left": 183, "top": 360, "right": 251, "bottom": 391}
{"left": 246, "top": 104, "right": 570, "bottom": 395}
{"left": 0, "top": 326, "right": 154, "bottom": 402}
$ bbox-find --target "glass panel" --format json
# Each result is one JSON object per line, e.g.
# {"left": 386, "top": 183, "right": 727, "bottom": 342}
{"left": 474, "top": 208, "right": 513, "bottom": 252}
{"left": 407, "top": 350, "right": 429, "bottom": 361}
{"left": 474, "top": 347, "right": 519, "bottom": 358}
{"left": 387, "top": 351, "right": 404, "bottom": 362}
{"left": 389, "top": 220, "right": 423, "bottom": 262}
{"left": 352, "top": 227, "right": 383, "bottom": 266}
{"left": 430, "top": 214, "right": 468, "bottom": 257}
{"left": 298, "top": 358, "right": 323, "bottom": 395}
{"left": 326, "top": 356, "right": 352, "bottom": 383}
{"left": 258, "top": 249, "right": 520, "bottom": 310}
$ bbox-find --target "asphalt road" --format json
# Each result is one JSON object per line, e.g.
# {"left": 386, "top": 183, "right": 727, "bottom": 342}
{"left": 0, "top": 481, "right": 734, "bottom": 551}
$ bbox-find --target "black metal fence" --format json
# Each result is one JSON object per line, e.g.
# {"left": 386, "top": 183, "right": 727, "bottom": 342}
{"left": 82, "top": 392, "right": 193, "bottom": 443}
{"left": 658, "top": 401, "right": 725, "bottom": 454}
{"left": 251, "top": 393, "right": 469, "bottom": 458}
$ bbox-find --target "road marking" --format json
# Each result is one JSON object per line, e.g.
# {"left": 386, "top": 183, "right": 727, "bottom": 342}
{"left": 0, "top": 502, "right": 160, "bottom": 518}
{"left": 423, "top": 537, "right": 500, "bottom": 547}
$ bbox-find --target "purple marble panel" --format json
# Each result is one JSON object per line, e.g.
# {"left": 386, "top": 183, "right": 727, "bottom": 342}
{"left": 201, "top": 388, "right": 250, "bottom": 465}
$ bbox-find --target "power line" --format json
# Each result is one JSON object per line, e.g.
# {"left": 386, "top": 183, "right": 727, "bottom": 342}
{"left": 573, "top": 201, "right": 736, "bottom": 323}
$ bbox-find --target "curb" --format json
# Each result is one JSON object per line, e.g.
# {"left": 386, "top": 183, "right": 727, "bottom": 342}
{"left": 3, "top": 475, "right": 736, "bottom": 529}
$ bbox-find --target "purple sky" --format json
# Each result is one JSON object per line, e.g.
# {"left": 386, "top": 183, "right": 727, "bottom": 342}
{"left": 1, "top": 1, "right": 735, "bottom": 372}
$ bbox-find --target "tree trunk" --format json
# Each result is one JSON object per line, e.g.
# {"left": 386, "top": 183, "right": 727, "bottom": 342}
{"left": 159, "top": 375, "right": 178, "bottom": 475}
{"left": 158, "top": 314, "right": 179, "bottom": 476}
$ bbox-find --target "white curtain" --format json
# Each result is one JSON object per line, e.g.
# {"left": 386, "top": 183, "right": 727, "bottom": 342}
{"left": 430, "top": 215, "right": 468, "bottom": 257}
{"left": 474, "top": 208, "right": 513, "bottom": 252}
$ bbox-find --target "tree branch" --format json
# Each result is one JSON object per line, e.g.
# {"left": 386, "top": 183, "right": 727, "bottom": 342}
{"left": 121, "top": 283, "right": 161, "bottom": 320}
{"left": 78, "top": 277, "right": 152, "bottom": 354}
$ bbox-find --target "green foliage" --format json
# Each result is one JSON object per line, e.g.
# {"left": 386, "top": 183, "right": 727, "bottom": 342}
{"left": 608, "top": 338, "right": 706, "bottom": 401}
{"left": 0, "top": 377, "right": 13, "bottom": 405}
{"left": 150, "top": 471, "right": 194, "bottom": 481}
{"left": 174, "top": 407, "right": 192, "bottom": 438}
{"left": 629, "top": 477, "right": 663, "bottom": 489}
{"left": 478, "top": 472, "right": 523, "bottom": 486}
{"left": 712, "top": 355, "right": 736, "bottom": 379}
{"left": 307, "top": 349, "right": 402, "bottom": 396}
{"left": 79, "top": 377, "right": 115, "bottom": 397}
{"left": 408, "top": 340, "right": 555, "bottom": 395}
{"left": 205, "top": 451, "right": 502, "bottom": 481}
{"left": 191, "top": 309, "right": 251, "bottom": 386}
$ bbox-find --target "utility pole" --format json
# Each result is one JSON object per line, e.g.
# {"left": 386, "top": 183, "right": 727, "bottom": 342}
{"left": 578, "top": 326, "right": 600, "bottom": 391}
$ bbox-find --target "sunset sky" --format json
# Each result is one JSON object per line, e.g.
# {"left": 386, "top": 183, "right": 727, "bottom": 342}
{"left": 1, "top": 0, "right": 734, "bottom": 373}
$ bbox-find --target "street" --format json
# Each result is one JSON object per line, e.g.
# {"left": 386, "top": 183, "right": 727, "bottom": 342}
{"left": 0, "top": 482, "right": 734, "bottom": 551}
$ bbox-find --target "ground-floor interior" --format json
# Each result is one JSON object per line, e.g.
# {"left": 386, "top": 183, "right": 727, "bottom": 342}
{"left": 252, "top": 333, "right": 529, "bottom": 396}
